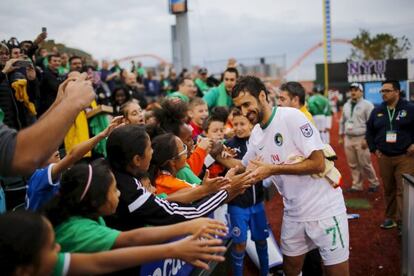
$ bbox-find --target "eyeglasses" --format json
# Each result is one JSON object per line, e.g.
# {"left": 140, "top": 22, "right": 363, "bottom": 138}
{"left": 174, "top": 143, "right": 187, "bottom": 159}
{"left": 379, "top": 89, "right": 395, "bottom": 94}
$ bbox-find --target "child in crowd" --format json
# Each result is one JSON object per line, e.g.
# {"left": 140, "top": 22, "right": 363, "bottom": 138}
{"left": 0, "top": 211, "right": 226, "bottom": 276}
{"left": 188, "top": 97, "right": 209, "bottom": 140}
{"left": 105, "top": 125, "right": 250, "bottom": 231}
{"left": 225, "top": 109, "right": 269, "bottom": 276}
{"left": 25, "top": 116, "right": 123, "bottom": 211}
{"left": 120, "top": 100, "right": 145, "bottom": 125}
{"left": 112, "top": 86, "right": 131, "bottom": 115}
{"left": 43, "top": 160, "right": 228, "bottom": 255}
{"left": 155, "top": 99, "right": 213, "bottom": 184}
{"left": 148, "top": 133, "right": 229, "bottom": 201}
{"left": 202, "top": 115, "right": 231, "bottom": 178}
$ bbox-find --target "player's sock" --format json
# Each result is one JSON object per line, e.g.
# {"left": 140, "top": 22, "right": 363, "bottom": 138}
{"left": 255, "top": 240, "right": 269, "bottom": 276}
{"left": 231, "top": 249, "right": 245, "bottom": 276}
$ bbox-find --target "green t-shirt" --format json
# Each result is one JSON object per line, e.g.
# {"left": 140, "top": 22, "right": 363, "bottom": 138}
{"left": 53, "top": 253, "right": 70, "bottom": 276}
{"left": 195, "top": 78, "right": 210, "bottom": 95}
{"left": 167, "top": 91, "right": 190, "bottom": 103}
{"left": 55, "top": 216, "right": 120, "bottom": 253}
{"left": 176, "top": 164, "right": 202, "bottom": 185}
{"left": 203, "top": 83, "right": 233, "bottom": 109}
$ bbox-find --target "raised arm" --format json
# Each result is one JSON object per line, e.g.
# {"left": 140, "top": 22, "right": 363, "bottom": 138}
{"left": 113, "top": 217, "right": 227, "bottom": 248}
{"left": 11, "top": 73, "right": 95, "bottom": 176}
{"left": 51, "top": 116, "right": 124, "bottom": 180}
{"left": 69, "top": 227, "right": 226, "bottom": 274}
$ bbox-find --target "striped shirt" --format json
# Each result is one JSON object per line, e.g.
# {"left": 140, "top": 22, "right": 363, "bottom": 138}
{"left": 107, "top": 170, "right": 228, "bottom": 230}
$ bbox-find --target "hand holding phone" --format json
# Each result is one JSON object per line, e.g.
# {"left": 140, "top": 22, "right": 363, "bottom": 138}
{"left": 13, "top": 60, "right": 32, "bottom": 68}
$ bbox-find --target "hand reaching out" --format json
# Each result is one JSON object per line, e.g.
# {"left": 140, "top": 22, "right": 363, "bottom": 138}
{"left": 172, "top": 227, "right": 226, "bottom": 270}
{"left": 100, "top": 116, "right": 125, "bottom": 138}
{"left": 202, "top": 170, "right": 231, "bottom": 193}
{"left": 183, "top": 218, "right": 228, "bottom": 239}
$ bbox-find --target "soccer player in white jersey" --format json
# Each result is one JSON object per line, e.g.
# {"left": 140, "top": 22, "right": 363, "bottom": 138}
{"left": 231, "top": 76, "right": 349, "bottom": 276}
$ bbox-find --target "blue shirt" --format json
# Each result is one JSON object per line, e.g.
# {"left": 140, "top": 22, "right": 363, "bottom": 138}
{"left": 26, "top": 164, "right": 60, "bottom": 211}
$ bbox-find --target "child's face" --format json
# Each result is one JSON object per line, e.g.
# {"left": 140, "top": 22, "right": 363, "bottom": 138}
{"left": 35, "top": 219, "right": 60, "bottom": 276}
{"left": 115, "top": 90, "right": 127, "bottom": 105}
{"left": 232, "top": 115, "right": 252, "bottom": 138}
{"left": 125, "top": 103, "right": 145, "bottom": 125}
{"left": 137, "top": 136, "right": 153, "bottom": 172}
{"left": 179, "top": 124, "right": 194, "bottom": 157}
{"left": 190, "top": 104, "right": 208, "bottom": 127}
{"left": 171, "top": 136, "right": 188, "bottom": 172}
{"left": 206, "top": 121, "right": 225, "bottom": 142}
{"left": 98, "top": 174, "right": 121, "bottom": 216}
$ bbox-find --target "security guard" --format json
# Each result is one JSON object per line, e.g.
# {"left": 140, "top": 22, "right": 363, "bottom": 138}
{"left": 366, "top": 80, "right": 414, "bottom": 231}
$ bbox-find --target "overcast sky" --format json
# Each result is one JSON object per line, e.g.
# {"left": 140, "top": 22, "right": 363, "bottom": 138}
{"left": 1, "top": 0, "right": 413, "bottom": 79}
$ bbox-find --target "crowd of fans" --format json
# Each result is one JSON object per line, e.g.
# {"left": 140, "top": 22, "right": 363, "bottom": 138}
{"left": 0, "top": 30, "right": 413, "bottom": 276}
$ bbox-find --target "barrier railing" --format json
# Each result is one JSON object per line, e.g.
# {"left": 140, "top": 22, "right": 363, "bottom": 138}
{"left": 402, "top": 174, "right": 414, "bottom": 276}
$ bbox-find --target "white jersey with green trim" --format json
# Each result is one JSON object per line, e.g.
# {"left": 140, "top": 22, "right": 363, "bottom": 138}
{"left": 242, "top": 107, "right": 346, "bottom": 222}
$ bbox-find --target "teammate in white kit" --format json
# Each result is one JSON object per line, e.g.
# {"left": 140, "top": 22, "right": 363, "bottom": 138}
{"left": 231, "top": 76, "right": 349, "bottom": 276}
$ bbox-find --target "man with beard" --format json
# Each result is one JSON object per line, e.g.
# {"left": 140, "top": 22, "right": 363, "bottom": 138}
{"left": 230, "top": 76, "right": 349, "bottom": 276}
{"left": 203, "top": 67, "right": 238, "bottom": 110}
{"left": 366, "top": 80, "right": 414, "bottom": 232}
{"left": 69, "top": 56, "right": 83, "bottom": 73}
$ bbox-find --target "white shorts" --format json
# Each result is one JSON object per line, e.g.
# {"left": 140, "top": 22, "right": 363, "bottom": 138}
{"left": 281, "top": 213, "right": 349, "bottom": 266}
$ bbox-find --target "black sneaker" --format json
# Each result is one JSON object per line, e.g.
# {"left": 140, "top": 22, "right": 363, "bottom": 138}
{"left": 380, "top": 219, "right": 397, "bottom": 229}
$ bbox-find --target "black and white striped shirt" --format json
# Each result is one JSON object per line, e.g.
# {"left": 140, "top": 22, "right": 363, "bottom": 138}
{"left": 106, "top": 170, "right": 228, "bottom": 230}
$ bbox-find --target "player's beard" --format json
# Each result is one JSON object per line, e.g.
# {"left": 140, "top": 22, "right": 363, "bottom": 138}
{"left": 247, "top": 104, "right": 264, "bottom": 125}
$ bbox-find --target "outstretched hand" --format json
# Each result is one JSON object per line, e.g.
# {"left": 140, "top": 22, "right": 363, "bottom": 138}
{"left": 173, "top": 227, "right": 226, "bottom": 270}
{"left": 183, "top": 217, "right": 228, "bottom": 239}
{"left": 202, "top": 170, "right": 231, "bottom": 193}
{"left": 247, "top": 159, "right": 273, "bottom": 183}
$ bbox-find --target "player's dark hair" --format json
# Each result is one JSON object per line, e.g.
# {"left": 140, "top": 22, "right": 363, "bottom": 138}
{"left": 232, "top": 75, "right": 268, "bottom": 100}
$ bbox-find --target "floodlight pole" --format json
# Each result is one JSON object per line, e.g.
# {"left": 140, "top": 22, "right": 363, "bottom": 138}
{"left": 172, "top": 12, "right": 191, "bottom": 73}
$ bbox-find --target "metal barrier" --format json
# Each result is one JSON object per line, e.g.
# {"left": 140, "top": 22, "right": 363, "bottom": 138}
{"left": 402, "top": 174, "right": 414, "bottom": 276}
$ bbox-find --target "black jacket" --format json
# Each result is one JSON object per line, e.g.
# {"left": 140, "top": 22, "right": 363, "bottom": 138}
{"left": 38, "top": 67, "right": 63, "bottom": 116}
{"left": 0, "top": 72, "right": 21, "bottom": 129}
{"left": 366, "top": 99, "right": 414, "bottom": 156}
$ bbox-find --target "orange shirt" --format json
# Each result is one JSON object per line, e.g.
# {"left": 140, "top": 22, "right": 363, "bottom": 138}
{"left": 155, "top": 171, "right": 194, "bottom": 195}
{"left": 187, "top": 146, "right": 208, "bottom": 176}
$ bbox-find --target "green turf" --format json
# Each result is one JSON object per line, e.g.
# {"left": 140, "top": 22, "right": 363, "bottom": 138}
{"left": 345, "top": 198, "right": 372, "bottom": 209}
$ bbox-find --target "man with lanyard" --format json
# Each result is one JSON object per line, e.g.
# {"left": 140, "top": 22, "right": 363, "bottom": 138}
{"left": 339, "top": 83, "right": 379, "bottom": 193}
{"left": 203, "top": 67, "right": 238, "bottom": 110}
{"left": 230, "top": 76, "right": 349, "bottom": 276}
{"left": 366, "top": 80, "right": 414, "bottom": 231}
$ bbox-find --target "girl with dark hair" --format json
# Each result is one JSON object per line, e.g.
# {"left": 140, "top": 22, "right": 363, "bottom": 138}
{"left": 111, "top": 86, "right": 131, "bottom": 115}
{"left": 154, "top": 99, "right": 214, "bottom": 184}
{"left": 43, "top": 160, "right": 228, "bottom": 255}
{"left": 149, "top": 133, "right": 228, "bottom": 200}
{"left": 106, "top": 124, "right": 252, "bottom": 231}
{"left": 0, "top": 211, "right": 226, "bottom": 276}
